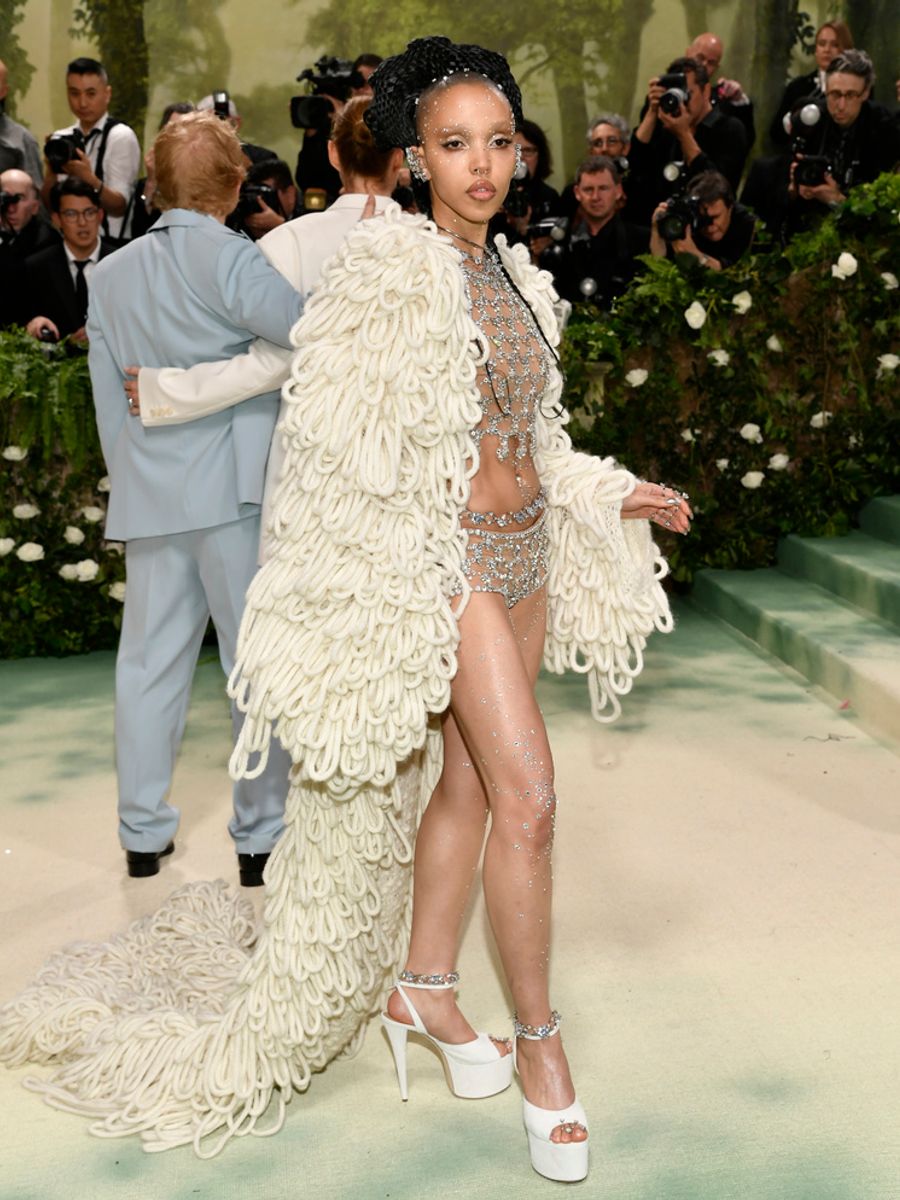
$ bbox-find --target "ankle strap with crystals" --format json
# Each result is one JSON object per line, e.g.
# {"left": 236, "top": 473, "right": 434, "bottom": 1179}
{"left": 397, "top": 969, "right": 460, "bottom": 990}
{"left": 514, "top": 1010, "right": 562, "bottom": 1040}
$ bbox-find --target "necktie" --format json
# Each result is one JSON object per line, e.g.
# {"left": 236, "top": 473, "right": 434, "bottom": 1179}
{"left": 74, "top": 260, "right": 89, "bottom": 325}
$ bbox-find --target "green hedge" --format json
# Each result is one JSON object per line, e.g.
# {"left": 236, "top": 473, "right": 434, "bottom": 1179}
{"left": 562, "top": 174, "right": 900, "bottom": 583}
{"left": 1, "top": 178, "right": 897, "bottom": 656}
{"left": 0, "top": 333, "right": 124, "bottom": 657}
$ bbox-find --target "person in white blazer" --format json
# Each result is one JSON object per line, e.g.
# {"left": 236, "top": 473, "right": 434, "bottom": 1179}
{"left": 123, "top": 99, "right": 405, "bottom": 561}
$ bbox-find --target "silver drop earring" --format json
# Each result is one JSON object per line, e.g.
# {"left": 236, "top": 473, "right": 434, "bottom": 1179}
{"left": 514, "top": 142, "right": 524, "bottom": 175}
{"left": 406, "top": 149, "right": 428, "bottom": 182}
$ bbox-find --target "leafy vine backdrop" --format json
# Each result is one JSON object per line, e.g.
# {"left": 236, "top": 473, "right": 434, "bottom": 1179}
{"left": 1, "top": 178, "right": 897, "bottom": 657}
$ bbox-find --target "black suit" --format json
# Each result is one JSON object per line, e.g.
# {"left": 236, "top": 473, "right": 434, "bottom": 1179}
{"left": 770, "top": 71, "right": 821, "bottom": 147}
{"left": 18, "top": 238, "right": 118, "bottom": 337}
{"left": 0, "top": 216, "right": 61, "bottom": 327}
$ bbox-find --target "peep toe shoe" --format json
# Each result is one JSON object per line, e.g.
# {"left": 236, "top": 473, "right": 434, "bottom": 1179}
{"left": 515, "top": 1011, "right": 589, "bottom": 1183}
{"left": 381, "top": 970, "right": 513, "bottom": 1100}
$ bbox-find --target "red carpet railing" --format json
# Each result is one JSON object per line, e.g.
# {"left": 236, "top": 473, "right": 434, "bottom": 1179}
{"left": 562, "top": 173, "right": 900, "bottom": 584}
{"left": 1, "top": 176, "right": 898, "bottom": 656}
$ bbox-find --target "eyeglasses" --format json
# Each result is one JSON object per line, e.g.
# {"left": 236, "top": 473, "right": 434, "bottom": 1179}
{"left": 590, "top": 136, "right": 624, "bottom": 149}
{"left": 59, "top": 207, "right": 100, "bottom": 221}
{"left": 826, "top": 89, "right": 864, "bottom": 101}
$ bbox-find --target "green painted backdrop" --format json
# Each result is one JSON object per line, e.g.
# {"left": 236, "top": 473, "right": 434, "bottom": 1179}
{"left": 7, "top": 0, "right": 898, "bottom": 187}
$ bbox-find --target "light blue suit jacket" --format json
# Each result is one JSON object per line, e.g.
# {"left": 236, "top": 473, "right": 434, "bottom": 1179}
{"left": 87, "top": 209, "right": 302, "bottom": 541}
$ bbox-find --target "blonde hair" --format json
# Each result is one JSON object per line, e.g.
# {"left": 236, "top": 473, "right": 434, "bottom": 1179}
{"left": 154, "top": 111, "right": 245, "bottom": 215}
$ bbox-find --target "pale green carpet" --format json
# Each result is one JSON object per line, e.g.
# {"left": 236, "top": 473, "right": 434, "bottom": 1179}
{"left": 1, "top": 604, "right": 898, "bottom": 1200}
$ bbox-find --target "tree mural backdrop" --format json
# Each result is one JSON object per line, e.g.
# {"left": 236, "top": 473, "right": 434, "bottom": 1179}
{"left": 6, "top": 2, "right": 898, "bottom": 176}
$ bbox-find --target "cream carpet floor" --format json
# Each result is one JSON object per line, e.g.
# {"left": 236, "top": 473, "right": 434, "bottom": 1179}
{"left": 1, "top": 603, "right": 898, "bottom": 1200}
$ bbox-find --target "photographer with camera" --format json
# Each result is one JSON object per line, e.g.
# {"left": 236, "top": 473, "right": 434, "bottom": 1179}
{"left": 770, "top": 20, "right": 854, "bottom": 148}
{"left": 628, "top": 56, "right": 748, "bottom": 226}
{"left": 784, "top": 50, "right": 899, "bottom": 235}
{"left": 0, "top": 59, "right": 43, "bottom": 182}
{"left": 42, "top": 58, "right": 140, "bottom": 241}
{"left": 231, "top": 159, "right": 302, "bottom": 240}
{"left": 650, "top": 170, "right": 755, "bottom": 270}
{"left": 20, "top": 178, "right": 118, "bottom": 344}
{"left": 1, "top": 168, "right": 60, "bottom": 327}
{"left": 686, "top": 33, "right": 755, "bottom": 148}
{"left": 196, "top": 92, "right": 276, "bottom": 165}
{"left": 540, "top": 156, "right": 647, "bottom": 309}
{"left": 291, "top": 55, "right": 380, "bottom": 208}
{"left": 491, "top": 118, "right": 561, "bottom": 246}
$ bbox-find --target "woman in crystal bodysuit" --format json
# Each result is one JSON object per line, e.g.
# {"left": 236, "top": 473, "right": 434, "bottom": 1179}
{"left": 366, "top": 40, "right": 692, "bottom": 1183}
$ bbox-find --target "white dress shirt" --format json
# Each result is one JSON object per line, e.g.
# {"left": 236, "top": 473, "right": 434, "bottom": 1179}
{"left": 52, "top": 113, "right": 141, "bottom": 239}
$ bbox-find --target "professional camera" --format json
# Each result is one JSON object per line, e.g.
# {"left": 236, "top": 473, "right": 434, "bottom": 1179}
{"left": 212, "top": 90, "right": 231, "bottom": 120}
{"left": 527, "top": 216, "right": 568, "bottom": 241}
{"left": 291, "top": 57, "right": 354, "bottom": 131}
{"left": 658, "top": 72, "right": 689, "bottom": 117}
{"left": 233, "top": 182, "right": 281, "bottom": 223}
{"left": 0, "top": 190, "right": 19, "bottom": 214}
{"left": 794, "top": 155, "right": 833, "bottom": 187}
{"left": 658, "top": 192, "right": 708, "bottom": 242}
{"left": 45, "top": 129, "right": 86, "bottom": 174}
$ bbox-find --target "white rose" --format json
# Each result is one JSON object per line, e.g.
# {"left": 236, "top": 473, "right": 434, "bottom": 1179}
{"left": 109, "top": 581, "right": 126, "bottom": 602}
{"left": 625, "top": 368, "right": 648, "bottom": 387}
{"left": 96, "top": 475, "right": 112, "bottom": 493}
{"left": 766, "top": 335, "right": 783, "bottom": 353}
{"left": 64, "top": 525, "right": 85, "bottom": 545}
{"left": 59, "top": 563, "right": 79, "bottom": 581}
{"left": 105, "top": 541, "right": 125, "bottom": 555}
{"left": 881, "top": 272, "right": 899, "bottom": 290}
{"left": 848, "top": 434, "right": 859, "bottom": 449}
{"left": 708, "top": 349, "right": 730, "bottom": 367}
{"left": 16, "top": 541, "right": 44, "bottom": 562}
{"left": 0, "top": 537, "right": 15, "bottom": 556}
{"left": 74, "top": 558, "right": 100, "bottom": 582}
{"left": 81, "top": 506, "right": 105, "bottom": 523}
{"left": 2, "top": 446, "right": 27, "bottom": 462}
{"left": 13, "top": 503, "right": 40, "bottom": 519}
{"left": 741, "top": 471, "right": 765, "bottom": 489}
{"left": 680, "top": 428, "right": 695, "bottom": 442}
{"left": 768, "top": 453, "right": 790, "bottom": 471}
{"left": 716, "top": 458, "right": 729, "bottom": 471}
{"left": 831, "top": 251, "right": 858, "bottom": 280}
{"left": 876, "top": 353, "right": 899, "bottom": 375}
{"left": 731, "top": 291, "right": 752, "bottom": 314}
{"left": 810, "top": 411, "right": 833, "bottom": 429}
{"left": 684, "top": 301, "right": 707, "bottom": 330}
{"left": 739, "top": 423, "right": 763, "bottom": 443}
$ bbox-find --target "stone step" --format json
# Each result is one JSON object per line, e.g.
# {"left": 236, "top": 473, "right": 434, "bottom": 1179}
{"left": 690, "top": 567, "right": 900, "bottom": 745}
{"left": 859, "top": 495, "right": 900, "bottom": 546}
{"left": 778, "top": 531, "right": 900, "bottom": 630}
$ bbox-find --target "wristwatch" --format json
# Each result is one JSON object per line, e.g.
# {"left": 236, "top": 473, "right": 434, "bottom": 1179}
{"left": 698, "top": 254, "right": 709, "bottom": 267}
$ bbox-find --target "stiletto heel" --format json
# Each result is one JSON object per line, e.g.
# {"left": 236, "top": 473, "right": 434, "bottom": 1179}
{"left": 382, "top": 1017, "right": 410, "bottom": 1100}
{"left": 381, "top": 969, "right": 513, "bottom": 1100}
{"left": 514, "top": 1011, "right": 589, "bottom": 1183}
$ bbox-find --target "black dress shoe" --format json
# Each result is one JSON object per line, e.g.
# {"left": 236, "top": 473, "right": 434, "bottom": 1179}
{"left": 125, "top": 841, "right": 175, "bottom": 878}
{"left": 238, "top": 852, "right": 270, "bottom": 887}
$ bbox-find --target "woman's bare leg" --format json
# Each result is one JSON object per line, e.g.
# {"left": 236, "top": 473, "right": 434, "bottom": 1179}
{"left": 391, "top": 586, "right": 584, "bottom": 1143}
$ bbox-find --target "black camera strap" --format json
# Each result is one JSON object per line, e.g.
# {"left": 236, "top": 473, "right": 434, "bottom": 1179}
{"left": 90, "top": 117, "right": 121, "bottom": 237}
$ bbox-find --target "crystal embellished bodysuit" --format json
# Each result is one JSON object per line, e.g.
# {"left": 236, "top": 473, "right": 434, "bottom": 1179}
{"left": 452, "top": 247, "right": 554, "bottom": 608}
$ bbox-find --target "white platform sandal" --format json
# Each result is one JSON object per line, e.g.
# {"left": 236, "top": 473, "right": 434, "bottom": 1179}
{"left": 515, "top": 1010, "right": 589, "bottom": 1183}
{"left": 381, "top": 970, "right": 513, "bottom": 1100}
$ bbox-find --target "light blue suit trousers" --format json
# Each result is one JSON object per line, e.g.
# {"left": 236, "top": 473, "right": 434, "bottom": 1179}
{"left": 87, "top": 210, "right": 302, "bottom": 852}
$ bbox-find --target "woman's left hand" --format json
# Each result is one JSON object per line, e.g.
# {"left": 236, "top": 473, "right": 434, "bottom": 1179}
{"left": 622, "top": 480, "right": 693, "bottom": 534}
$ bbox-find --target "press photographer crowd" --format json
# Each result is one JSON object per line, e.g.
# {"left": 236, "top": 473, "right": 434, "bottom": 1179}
{"left": 1, "top": 24, "right": 899, "bottom": 343}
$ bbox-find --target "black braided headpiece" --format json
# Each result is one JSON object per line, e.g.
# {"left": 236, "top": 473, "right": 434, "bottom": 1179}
{"left": 365, "top": 36, "right": 523, "bottom": 150}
